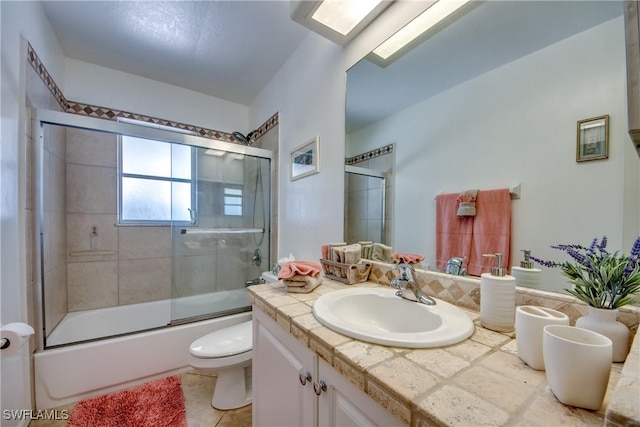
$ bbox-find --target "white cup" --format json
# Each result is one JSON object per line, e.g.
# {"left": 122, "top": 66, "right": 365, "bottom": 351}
{"left": 515, "top": 306, "right": 569, "bottom": 370}
{"left": 543, "top": 325, "right": 612, "bottom": 410}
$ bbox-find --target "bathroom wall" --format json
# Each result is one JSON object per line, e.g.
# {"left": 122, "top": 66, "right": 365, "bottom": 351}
{"left": 250, "top": 2, "right": 433, "bottom": 260}
{"left": 347, "top": 16, "right": 640, "bottom": 291}
{"left": 1, "top": 1, "right": 67, "bottom": 423}
{"left": 64, "top": 58, "right": 249, "bottom": 136}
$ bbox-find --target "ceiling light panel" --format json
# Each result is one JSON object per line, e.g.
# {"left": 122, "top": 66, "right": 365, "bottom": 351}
{"left": 291, "top": 0, "right": 393, "bottom": 45}
{"left": 312, "top": 0, "right": 383, "bottom": 36}
{"left": 371, "top": 0, "right": 474, "bottom": 64}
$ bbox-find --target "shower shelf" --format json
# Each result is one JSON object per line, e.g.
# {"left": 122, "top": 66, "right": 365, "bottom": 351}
{"left": 180, "top": 228, "right": 264, "bottom": 235}
{"left": 69, "top": 250, "right": 117, "bottom": 257}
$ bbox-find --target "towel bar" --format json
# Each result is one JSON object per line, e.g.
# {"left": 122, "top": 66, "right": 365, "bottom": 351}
{"left": 180, "top": 228, "right": 264, "bottom": 235}
{"left": 434, "top": 184, "right": 521, "bottom": 200}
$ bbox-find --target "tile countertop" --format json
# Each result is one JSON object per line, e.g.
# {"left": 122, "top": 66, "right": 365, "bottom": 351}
{"left": 247, "top": 278, "right": 636, "bottom": 427}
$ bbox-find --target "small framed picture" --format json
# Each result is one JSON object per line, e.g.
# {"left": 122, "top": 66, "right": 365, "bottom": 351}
{"left": 576, "top": 115, "right": 609, "bottom": 162}
{"left": 290, "top": 136, "right": 320, "bottom": 181}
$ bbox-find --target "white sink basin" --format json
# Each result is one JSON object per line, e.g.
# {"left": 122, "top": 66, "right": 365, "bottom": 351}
{"left": 312, "top": 287, "right": 474, "bottom": 348}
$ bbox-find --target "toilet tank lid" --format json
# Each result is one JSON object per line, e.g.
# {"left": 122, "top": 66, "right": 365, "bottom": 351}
{"left": 190, "top": 320, "right": 252, "bottom": 358}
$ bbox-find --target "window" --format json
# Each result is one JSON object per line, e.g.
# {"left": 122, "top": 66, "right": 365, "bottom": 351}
{"left": 119, "top": 135, "right": 195, "bottom": 224}
{"left": 224, "top": 187, "right": 243, "bottom": 216}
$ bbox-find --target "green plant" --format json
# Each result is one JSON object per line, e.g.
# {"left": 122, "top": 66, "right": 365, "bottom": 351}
{"left": 530, "top": 236, "right": 640, "bottom": 309}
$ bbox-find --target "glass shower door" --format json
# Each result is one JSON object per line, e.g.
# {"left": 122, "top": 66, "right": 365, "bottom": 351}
{"left": 35, "top": 108, "right": 273, "bottom": 348}
{"left": 171, "top": 148, "right": 271, "bottom": 324}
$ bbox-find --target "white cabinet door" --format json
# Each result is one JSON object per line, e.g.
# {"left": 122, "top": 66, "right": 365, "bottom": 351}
{"left": 317, "top": 359, "right": 403, "bottom": 427}
{"left": 252, "top": 308, "right": 316, "bottom": 427}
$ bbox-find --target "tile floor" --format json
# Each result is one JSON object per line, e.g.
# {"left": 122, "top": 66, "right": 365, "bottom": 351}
{"left": 28, "top": 372, "right": 252, "bottom": 427}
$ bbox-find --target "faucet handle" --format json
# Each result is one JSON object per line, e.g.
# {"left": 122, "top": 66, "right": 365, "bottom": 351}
{"left": 391, "top": 263, "right": 415, "bottom": 289}
{"left": 446, "top": 257, "right": 466, "bottom": 275}
{"left": 395, "top": 263, "right": 415, "bottom": 281}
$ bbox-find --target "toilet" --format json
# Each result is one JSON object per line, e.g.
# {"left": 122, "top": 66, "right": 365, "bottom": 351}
{"left": 188, "top": 320, "right": 253, "bottom": 410}
{"left": 187, "top": 271, "right": 278, "bottom": 410}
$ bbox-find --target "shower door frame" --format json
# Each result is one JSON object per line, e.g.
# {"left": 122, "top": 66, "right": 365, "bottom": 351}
{"left": 32, "top": 108, "right": 273, "bottom": 352}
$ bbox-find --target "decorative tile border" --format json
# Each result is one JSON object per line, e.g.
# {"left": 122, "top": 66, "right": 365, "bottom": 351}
{"left": 346, "top": 143, "right": 394, "bottom": 165}
{"left": 65, "top": 101, "right": 239, "bottom": 142}
{"left": 27, "top": 42, "right": 67, "bottom": 110}
{"left": 26, "top": 42, "right": 277, "bottom": 144}
{"left": 253, "top": 112, "right": 278, "bottom": 140}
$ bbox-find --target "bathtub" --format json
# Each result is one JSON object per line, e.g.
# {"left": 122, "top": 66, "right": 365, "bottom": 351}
{"left": 34, "top": 290, "right": 252, "bottom": 409}
{"left": 46, "top": 289, "right": 250, "bottom": 347}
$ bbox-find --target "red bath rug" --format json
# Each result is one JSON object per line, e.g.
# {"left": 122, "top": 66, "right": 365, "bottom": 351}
{"left": 67, "top": 376, "right": 187, "bottom": 427}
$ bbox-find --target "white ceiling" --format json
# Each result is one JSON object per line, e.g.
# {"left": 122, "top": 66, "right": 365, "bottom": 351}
{"left": 40, "top": 1, "right": 625, "bottom": 131}
{"left": 41, "top": 1, "right": 312, "bottom": 106}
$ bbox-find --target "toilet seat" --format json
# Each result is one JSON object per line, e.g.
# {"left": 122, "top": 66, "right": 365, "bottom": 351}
{"left": 189, "top": 320, "right": 252, "bottom": 358}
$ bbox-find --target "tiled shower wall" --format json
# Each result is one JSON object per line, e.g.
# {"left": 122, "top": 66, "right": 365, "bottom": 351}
{"left": 26, "top": 62, "right": 68, "bottom": 336}
{"left": 344, "top": 146, "right": 394, "bottom": 246}
{"left": 64, "top": 128, "right": 173, "bottom": 311}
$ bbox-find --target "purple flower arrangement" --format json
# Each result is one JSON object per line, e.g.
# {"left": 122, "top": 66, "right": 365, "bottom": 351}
{"left": 530, "top": 236, "right": 640, "bottom": 309}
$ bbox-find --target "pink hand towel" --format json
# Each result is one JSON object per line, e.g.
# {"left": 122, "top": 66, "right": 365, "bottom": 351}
{"left": 436, "top": 193, "right": 473, "bottom": 271}
{"left": 467, "top": 189, "right": 511, "bottom": 276}
{"left": 278, "top": 261, "right": 322, "bottom": 280}
{"left": 392, "top": 252, "right": 425, "bottom": 264}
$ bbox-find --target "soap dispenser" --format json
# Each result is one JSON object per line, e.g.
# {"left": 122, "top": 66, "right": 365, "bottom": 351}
{"left": 480, "top": 253, "right": 516, "bottom": 332}
{"left": 511, "top": 249, "right": 542, "bottom": 289}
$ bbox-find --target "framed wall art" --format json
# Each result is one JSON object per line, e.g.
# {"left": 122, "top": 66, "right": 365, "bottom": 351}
{"left": 290, "top": 136, "right": 320, "bottom": 181}
{"left": 576, "top": 115, "right": 609, "bottom": 162}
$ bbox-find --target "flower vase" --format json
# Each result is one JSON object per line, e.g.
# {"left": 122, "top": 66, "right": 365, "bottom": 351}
{"left": 575, "top": 306, "right": 630, "bottom": 362}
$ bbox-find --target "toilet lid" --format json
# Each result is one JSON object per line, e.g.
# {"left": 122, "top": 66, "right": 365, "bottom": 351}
{"left": 190, "top": 320, "right": 252, "bottom": 358}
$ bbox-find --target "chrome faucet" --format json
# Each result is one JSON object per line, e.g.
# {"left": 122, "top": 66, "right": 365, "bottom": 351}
{"left": 390, "top": 263, "right": 436, "bottom": 306}
{"left": 446, "top": 257, "right": 467, "bottom": 276}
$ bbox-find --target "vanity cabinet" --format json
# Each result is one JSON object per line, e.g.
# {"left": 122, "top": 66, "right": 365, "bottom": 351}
{"left": 252, "top": 308, "right": 315, "bottom": 426}
{"left": 316, "top": 358, "right": 400, "bottom": 427}
{"left": 252, "top": 307, "right": 402, "bottom": 427}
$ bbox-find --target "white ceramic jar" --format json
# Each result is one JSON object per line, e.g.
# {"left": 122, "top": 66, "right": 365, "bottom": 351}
{"left": 515, "top": 306, "right": 569, "bottom": 370}
{"left": 543, "top": 325, "right": 612, "bottom": 411}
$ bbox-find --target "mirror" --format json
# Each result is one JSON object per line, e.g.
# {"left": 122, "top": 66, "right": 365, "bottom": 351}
{"left": 345, "top": 1, "right": 638, "bottom": 293}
